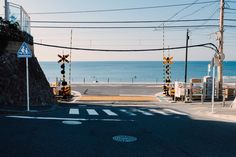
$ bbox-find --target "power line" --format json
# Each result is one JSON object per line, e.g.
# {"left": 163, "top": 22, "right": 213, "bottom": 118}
{"left": 31, "top": 25, "right": 236, "bottom": 29}
{"left": 225, "top": 8, "right": 236, "bottom": 11}
{"left": 225, "top": 11, "right": 236, "bottom": 14}
{"left": 30, "top": 19, "right": 224, "bottom": 24}
{"left": 34, "top": 42, "right": 219, "bottom": 53}
{"left": 28, "top": 1, "right": 218, "bottom": 15}
{"left": 179, "top": 2, "right": 217, "bottom": 20}
{"left": 190, "top": 7, "right": 219, "bottom": 31}
{"left": 226, "top": 1, "right": 236, "bottom": 3}
{"left": 165, "top": 0, "right": 200, "bottom": 23}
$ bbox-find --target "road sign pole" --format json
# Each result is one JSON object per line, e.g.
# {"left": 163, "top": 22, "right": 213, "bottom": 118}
{"left": 26, "top": 57, "right": 30, "bottom": 112}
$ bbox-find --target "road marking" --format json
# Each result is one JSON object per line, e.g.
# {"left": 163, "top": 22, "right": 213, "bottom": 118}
{"left": 148, "top": 109, "right": 169, "bottom": 115}
{"left": 62, "top": 121, "right": 82, "bottom": 125}
{"left": 87, "top": 109, "right": 99, "bottom": 115}
{"left": 6, "top": 116, "right": 134, "bottom": 122}
{"left": 69, "top": 108, "right": 79, "bottom": 115}
{"left": 102, "top": 109, "right": 118, "bottom": 116}
{"left": 135, "top": 109, "right": 154, "bottom": 116}
{"left": 120, "top": 109, "right": 136, "bottom": 116}
{"left": 163, "top": 109, "right": 188, "bottom": 115}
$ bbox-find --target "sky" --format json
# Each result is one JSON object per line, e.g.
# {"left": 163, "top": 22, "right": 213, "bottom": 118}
{"left": 0, "top": 0, "right": 236, "bottom": 61}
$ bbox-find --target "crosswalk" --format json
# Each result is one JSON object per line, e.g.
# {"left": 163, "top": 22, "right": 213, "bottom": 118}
{"left": 68, "top": 108, "right": 188, "bottom": 117}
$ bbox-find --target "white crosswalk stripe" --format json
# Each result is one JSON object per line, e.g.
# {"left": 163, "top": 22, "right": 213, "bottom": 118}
{"left": 102, "top": 109, "right": 118, "bottom": 116}
{"left": 86, "top": 109, "right": 99, "bottom": 115}
{"left": 120, "top": 109, "right": 137, "bottom": 116}
{"left": 163, "top": 109, "right": 188, "bottom": 115}
{"left": 148, "top": 109, "right": 170, "bottom": 115}
{"left": 134, "top": 109, "right": 154, "bottom": 116}
{"left": 68, "top": 108, "right": 187, "bottom": 117}
{"left": 69, "top": 108, "right": 79, "bottom": 115}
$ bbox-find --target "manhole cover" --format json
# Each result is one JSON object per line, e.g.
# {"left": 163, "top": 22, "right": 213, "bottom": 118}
{"left": 112, "top": 135, "right": 137, "bottom": 143}
{"left": 62, "top": 121, "right": 82, "bottom": 125}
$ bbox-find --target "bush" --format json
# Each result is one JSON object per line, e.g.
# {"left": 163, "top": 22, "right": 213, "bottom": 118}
{"left": 0, "top": 17, "right": 33, "bottom": 52}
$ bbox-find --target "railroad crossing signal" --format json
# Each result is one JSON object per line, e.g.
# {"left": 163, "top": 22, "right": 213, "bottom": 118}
{"left": 163, "top": 56, "right": 173, "bottom": 65}
{"left": 163, "top": 55, "right": 174, "bottom": 96}
{"left": 61, "top": 63, "right": 65, "bottom": 74}
{"left": 57, "top": 53, "right": 71, "bottom": 98}
{"left": 58, "top": 54, "right": 69, "bottom": 63}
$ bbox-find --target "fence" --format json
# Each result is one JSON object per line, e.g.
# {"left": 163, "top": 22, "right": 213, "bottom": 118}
{"left": 7, "top": 2, "right": 31, "bottom": 34}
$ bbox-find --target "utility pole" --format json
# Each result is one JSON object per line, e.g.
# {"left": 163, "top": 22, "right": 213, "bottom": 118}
{"left": 217, "top": 0, "right": 224, "bottom": 99}
{"left": 184, "top": 29, "right": 189, "bottom": 100}
{"left": 4, "top": 0, "right": 9, "bottom": 20}
{"left": 69, "top": 29, "right": 73, "bottom": 95}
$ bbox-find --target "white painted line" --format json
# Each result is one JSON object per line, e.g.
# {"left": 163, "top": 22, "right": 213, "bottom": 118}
{"left": 103, "top": 109, "right": 118, "bottom": 116}
{"left": 6, "top": 116, "right": 134, "bottom": 122}
{"left": 120, "top": 109, "right": 137, "bottom": 116}
{"left": 62, "top": 121, "right": 82, "bottom": 125}
{"left": 87, "top": 109, "right": 99, "bottom": 115}
{"left": 135, "top": 109, "right": 154, "bottom": 116}
{"left": 69, "top": 108, "right": 79, "bottom": 115}
{"left": 148, "top": 109, "right": 169, "bottom": 115}
{"left": 163, "top": 109, "right": 188, "bottom": 115}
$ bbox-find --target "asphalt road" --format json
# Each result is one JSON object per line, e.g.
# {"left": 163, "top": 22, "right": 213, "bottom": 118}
{"left": 1, "top": 104, "right": 236, "bottom": 157}
{"left": 71, "top": 84, "right": 162, "bottom": 96}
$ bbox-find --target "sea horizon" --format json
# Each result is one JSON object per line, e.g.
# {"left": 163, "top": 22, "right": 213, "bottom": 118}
{"left": 39, "top": 61, "right": 236, "bottom": 84}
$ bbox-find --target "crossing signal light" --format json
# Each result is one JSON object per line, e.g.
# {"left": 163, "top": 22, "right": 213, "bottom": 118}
{"left": 166, "top": 65, "right": 170, "bottom": 75}
{"left": 62, "top": 80, "right": 67, "bottom": 86}
{"left": 61, "top": 63, "right": 65, "bottom": 74}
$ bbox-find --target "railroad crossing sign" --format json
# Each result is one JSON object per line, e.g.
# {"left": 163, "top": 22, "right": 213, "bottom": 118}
{"left": 163, "top": 56, "right": 173, "bottom": 65}
{"left": 17, "top": 42, "right": 32, "bottom": 58}
{"left": 58, "top": 54, "right": 69, "bottom": 63}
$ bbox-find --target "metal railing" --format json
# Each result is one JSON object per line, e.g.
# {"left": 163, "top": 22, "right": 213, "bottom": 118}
{"left": 6, "top": 2, "right": 31, "bottom": 34}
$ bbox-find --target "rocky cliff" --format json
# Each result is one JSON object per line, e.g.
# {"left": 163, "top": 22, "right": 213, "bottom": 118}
{"left": 0, "top": 42, "right": 56, "bottom": 106}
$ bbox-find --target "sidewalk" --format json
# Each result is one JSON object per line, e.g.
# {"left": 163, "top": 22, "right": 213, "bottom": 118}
{"left": 0, "top": 104, "right": 57, "bottom": 114}
{"left": 158, "top": 95, "right": 236, "bottom": 123}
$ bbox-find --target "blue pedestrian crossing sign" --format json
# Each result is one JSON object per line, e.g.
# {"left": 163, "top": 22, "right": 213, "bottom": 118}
{"left": 17, "top": 42, "right": 32, "bottom": 58}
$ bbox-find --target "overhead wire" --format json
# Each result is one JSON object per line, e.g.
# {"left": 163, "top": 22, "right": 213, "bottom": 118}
{"left": 30, "top": 25, "right": 236, "bottom": 29}
{"left": 190, "top": 5, "right": 219, "bottom": 32}
{"left": 165, "top": 0, "right": 200, "bottom": 23}
{"left": 28, "top": 1, "right": 218, "bottom": 15}
{"left": 34, "top": 42, "right": 219, "bottom": 53}
{"left": 178, "top": 2, "right": 217, "bottom": 19}
{"left": 30, "top": 19, "right": 227, "bottom": 24}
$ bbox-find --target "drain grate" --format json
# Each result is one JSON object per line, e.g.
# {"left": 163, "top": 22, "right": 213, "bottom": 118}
{"left": 113, "top": 135, "right": 137, "bottom": 143}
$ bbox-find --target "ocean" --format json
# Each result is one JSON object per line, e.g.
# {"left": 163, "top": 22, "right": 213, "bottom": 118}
{"left": 39, "top": 61, "right": 236, "bottom": 84}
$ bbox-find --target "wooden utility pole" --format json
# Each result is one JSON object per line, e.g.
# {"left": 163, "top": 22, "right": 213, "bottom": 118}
{"left": 217, "top": 0, "right": 224, "bottom": 98}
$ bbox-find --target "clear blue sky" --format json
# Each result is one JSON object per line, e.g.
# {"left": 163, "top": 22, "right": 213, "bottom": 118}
{"left": 1, "top": 0, "right": 236, "bottom": 61}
